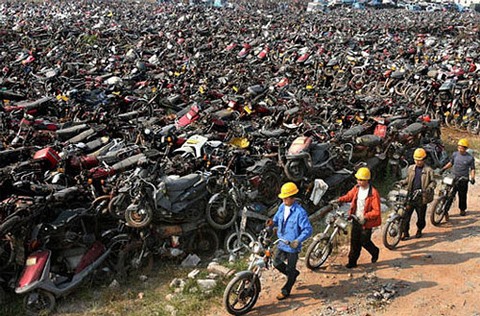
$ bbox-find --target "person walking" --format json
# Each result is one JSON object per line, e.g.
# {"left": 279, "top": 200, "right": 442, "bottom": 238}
{"left": 441, "top": 138, "right": 475, "bottom": 217}
{"left": 332, "top": 167, "right": 381, "bottom": 269}
{"left": 401, "top": 148, "right": 436, "bottom": 239}
{"left": 272, "top": 182, "right": 312, "bottom": 300}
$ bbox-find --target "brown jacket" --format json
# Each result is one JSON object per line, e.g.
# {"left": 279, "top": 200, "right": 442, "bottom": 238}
{"left": 402, "top": 164, "right": 436, "bottom": 204}
{"left": 338, "top": 185, "right": 381, "bottom": 229}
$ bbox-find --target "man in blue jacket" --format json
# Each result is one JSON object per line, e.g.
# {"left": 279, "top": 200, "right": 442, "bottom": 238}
{"left": 272, "top": 182, "right": 313, "bottom": 300}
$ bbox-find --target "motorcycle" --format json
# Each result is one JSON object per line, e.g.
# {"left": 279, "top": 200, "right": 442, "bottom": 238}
{"left": 15, "top": 207, "right": 128, "bottom": 316}
{"left": 124, "top": 171, "right": 211, "bottom": 228}
{"left": 382, "top": 188, "right": 422, "bottom": 250}
{"left": 223, "top": 226, "right": 283, "bottom": 315}
{"left": 305, "top": 202, "right": 355, "bottom": 270}
{"left": 430, "top": 173, "right": 469, "bottom": 226}
{"left": 282, "top": 135, "right": 337, "bottom": 182}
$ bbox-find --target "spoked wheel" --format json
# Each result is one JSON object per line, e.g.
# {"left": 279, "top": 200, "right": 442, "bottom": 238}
{"left": 108, "top": 193, "right": 131, "bottom": 219}
{"left": 430, "top": 197, "right": 447, "bottom": 226}
{"left": 114, "top": 240, "right": 153, "bottom": 280}
{"left": 186, "top": 227, "right": 220, "bottom": 258}
{"left": 256, "top": 169, "right": 282, "bottom": 206}
{"left": 24, "top": 290, "right": 56, "bottom": 316}
{"left": 382, "top": 219, "right": 402, "bottom": 250}
{"left": 206, "top": 194, "right": 238, "bottom": 230}
{"left": 223, "top": 274, "right": 261, "bottom": 316}
{"left": 130, "top": 100, "right": 153, "bottom": 117}
{"left": 125, "top": 204, "right": 153, "bottom": 228}
{"left": 305, "top": 237, "right": 332, "bottom": 270}
{"left": 224, "top": 229, "right": 255, "bottom": 256}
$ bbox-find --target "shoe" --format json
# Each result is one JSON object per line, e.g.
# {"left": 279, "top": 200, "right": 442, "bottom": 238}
{"left": 445, "top": 213, "right": 449, "bottom": 222}
{"left": 460, "top": 210, "right": 466, "bottom": 216}
{"left": 276, "top": 292, "right": 289, "bottom": 300}
{"left": 371, "top": 249, "right": 379, "bottom": 263}
{"left": 345, "top": 262, "right": 357, "bottom": 269}
{"left": 401, "top": 234, "right": 410, "bottom": 241}
{"left": 415, "top": 230, "right": 422, "bottom": 238}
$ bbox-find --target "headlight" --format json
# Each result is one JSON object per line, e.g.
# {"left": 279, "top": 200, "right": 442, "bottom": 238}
{"left": 251, "top": 242, "right": 263, "bottom": 254}
{"left": 443, "top": 176, "right": 454, "bottom": 186}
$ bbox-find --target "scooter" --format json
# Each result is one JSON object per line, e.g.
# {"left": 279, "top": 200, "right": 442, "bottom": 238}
{"left": 15, "top": 208, "right": 128, "bottom": 316}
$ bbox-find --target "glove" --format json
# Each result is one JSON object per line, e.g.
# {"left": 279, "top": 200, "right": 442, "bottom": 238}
{"left": 439, "top": 169, "right": 445, "bottom": 175}
{"left": 470, "top": 178, "right": 475, "bottom": 185}
{"left": 329, "top": 199, "right": 338, "bottom": 204}
{"left": 290, "top": 239, "right": 299, "bottom": 249}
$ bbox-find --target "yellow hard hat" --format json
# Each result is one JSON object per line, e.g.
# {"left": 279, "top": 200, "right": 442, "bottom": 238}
{"left": 355, "top": 167, "right": 371, "bottom": 181}
{"left": 278, "top": 182, "right": 299, "bottom": 199}
{"left": 458, "top": 138, "right": 469, "bottom": 148}
{"left": 413, "top": 148, "right": 427, "bottom": 160}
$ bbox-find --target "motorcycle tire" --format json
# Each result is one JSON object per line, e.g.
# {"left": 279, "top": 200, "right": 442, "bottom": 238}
{"left": 224, "top": 229, "right": 256, "bottom": 256}
{"left": 382, "top": 219, "right": 402, "bottom": 250}
{"left": 114, "top": 240, "right": 153, "bottom": 279}
{"left": 305, "top": 237, "right": 332, "bottom": 270}
{"left": 0, "top": 237, "right": 15, "bottom": 271}
{"left": 206, "top": 193, "right": 238, "bottom": 230}
{"left": 430, "top": 196, "right": 447, "bottom": 226}
{"left": 130, "top": 100, "right": 153, "bottom": 117}
{"left": 125, "top": 204, "right": 153, "bottom": 228}
{"left": 256, "top": 169, "right": 282, "bottom": 206}
{"left": 284, "top": 160, "right": 307, "bottom": 182}
{"left": 24, "top": 290, "right": 56, "bottom": 316}
{"left": 0, "top": 216, "right": 21, "bottom": 236}
{"left": 108, "top": 193, "right": 131, "bottom": 219}
{"left": 223, "top": 273, "right": 261, "bottom": 316}
{"left": 186, "top": 227, "right": 219, "bottom": 258}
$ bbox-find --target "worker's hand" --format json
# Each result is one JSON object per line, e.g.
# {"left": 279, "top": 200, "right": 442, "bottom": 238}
{"left": 290, "top": 239, "right": 299, "bottom": 249}
{"left": 470, "top": 178, "right": 475, "bottom": 185}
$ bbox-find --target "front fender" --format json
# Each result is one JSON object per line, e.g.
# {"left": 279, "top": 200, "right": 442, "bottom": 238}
{"left": 387, "top": 212, "right": 402, "bottom": 223}
{"left": 234, "top": 271, "right": 261, "bottom": 292}
{"left": 208, "top": 192, "right": 223, "bottom": 204}
{"left": 312, "top": 233, "right": 328, "bottom": 242}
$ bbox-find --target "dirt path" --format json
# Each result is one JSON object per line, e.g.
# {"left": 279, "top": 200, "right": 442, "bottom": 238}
{"left": 211, "top": 176, "right": 480, "bottom": 316}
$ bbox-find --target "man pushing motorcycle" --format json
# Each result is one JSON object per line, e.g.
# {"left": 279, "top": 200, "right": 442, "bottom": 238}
{"left": 440, "top": 138, "right": 475, "bottom": 218}
{"left": 271, "top": 182, "right": 312, "bottom": 300}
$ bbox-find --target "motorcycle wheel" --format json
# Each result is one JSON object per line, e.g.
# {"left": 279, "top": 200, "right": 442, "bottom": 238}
{"left": 382, "top": 219, "right": 402, "bottom": 250}
{"left": 224, "top": 229, "right": 255, "bottom": 256}
{"left": 430, "top": 197, "right": 447, "bottom": 226}
{"left": 186, "top": 227, "right": 219, "bottom": 258}
{"left": 0, "top": 235, "right": 15, "bottom": 271}
{"left": 223, "top": 274, "right": 261, "bottom": 316}
{"left": 114, "top": 240, "right": 153, "bottom": 279}
{"left": 130, "top": 100, "right": 153, "bottom": 117}
{"left": 305, "top": 237, "right": 332, "bottom": 270}
{"left": 284, "top": 160, "right": 307, "bottom": 182}
{"left": 0, "top": 216, "right": 21, "bottom": 236}
{"left": 108, "top": 193, "right": 131, "bottom": 219}
{"left": 256, "top": 169, "right": 282, "bottom": 206}
{"left": 125, "top": 204, "right": 153, "bottom": 228}
{"left": 24, "top": 290, "right": 56, "bottom": 316}
{"left": 206, "top": 194, "right": 238, "bottom": 230}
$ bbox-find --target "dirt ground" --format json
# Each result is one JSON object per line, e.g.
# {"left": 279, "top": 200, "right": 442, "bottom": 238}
{"left": 211, "top": 166, "right": 480, "bottom": 316}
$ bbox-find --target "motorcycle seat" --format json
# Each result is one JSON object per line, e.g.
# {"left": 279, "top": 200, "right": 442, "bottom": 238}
{"left": 164, "top": 173, "right": 202, "bottom": 192}
{"left": 356, "top": 134, "right": 382, "bottom": 147}
{"left": 424, "top": 120, "right": 440, "bottom": 129}
{"left": 260, "top": 129, "right": 285, "bottom": 137}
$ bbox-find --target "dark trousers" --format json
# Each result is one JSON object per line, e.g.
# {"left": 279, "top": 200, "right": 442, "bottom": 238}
{"left": 452, "top": 179, "right": 469, "bottom": 212}
{"left": 404, "top": 203, "right": 427, "bottom": 234}
{"left": 348, "top": 221, "right": 379, "bottom": 265}
{"left": 273, "top": 248, "right": 299, "bottom": 296}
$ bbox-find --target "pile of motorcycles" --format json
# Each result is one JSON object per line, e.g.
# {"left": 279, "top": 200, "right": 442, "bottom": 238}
{"left": 1, "top": 0, "right": 478, "bottom": 314}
